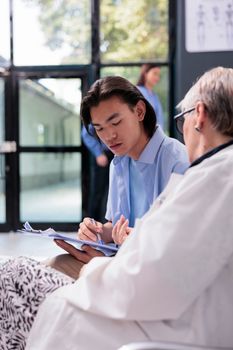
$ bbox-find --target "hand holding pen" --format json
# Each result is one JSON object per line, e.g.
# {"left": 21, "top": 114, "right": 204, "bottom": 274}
{"left": 77, "top": 217, "right": 104, "bottom": 243}
{"left": 90, "top": 218, "right": 104, "bottom": 244}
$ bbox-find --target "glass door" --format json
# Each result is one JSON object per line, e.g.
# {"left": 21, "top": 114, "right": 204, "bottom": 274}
{"left": 0, "top": 0, "right": 13, "bottom": 231}
{"left": 0, "top": 68, "right": 90, "bottom": 232}
{"left": 0, "top": 73, "right": 18, "bottom": 231}
{"left": 14, "top": 70, "right": 89, "bottom": 231}
{"left": 0, "top": 77, "right": 6, "bottom": 225}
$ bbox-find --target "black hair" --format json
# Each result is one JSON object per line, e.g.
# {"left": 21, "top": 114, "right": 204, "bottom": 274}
{"left": 80, "top": 76, "right": 156, "bottom": 139}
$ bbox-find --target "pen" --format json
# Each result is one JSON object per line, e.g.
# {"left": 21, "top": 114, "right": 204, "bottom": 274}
{"left": 90, "top": 218, "right": 103, "bottom": 244}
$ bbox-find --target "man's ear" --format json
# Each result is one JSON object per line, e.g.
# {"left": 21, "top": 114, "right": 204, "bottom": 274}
{"left": 195, "top": 101, "right": 207, "bottom": 129}
{"left": 135, "top": 100, "right": 146, "bottom": 121}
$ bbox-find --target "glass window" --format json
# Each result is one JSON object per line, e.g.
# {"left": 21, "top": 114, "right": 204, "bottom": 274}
{"left": 0, "top": 79, "right": 5, "bottom": 143}
{"left": 20, "top": 153, "right": 82, "bottom": 222}
{"left": 13, "top": 0, "right": 91, "bottom": 66}
{"left": 19, "top": 78, "right": 82, "bottom": 146}
{"left": 100, "top": 0, "right": 168, "bottom": 63}
{"left": 0, "top": 154, "right": 6, "bottom": 224}
{"left": 101, "top": 65, "right": 169, "bottom": 133}
{"left": 0, "top": 0, "right": 10, "bottom": 66}
{"left": 0, "top": 78, "right": 6, "bottom": 223}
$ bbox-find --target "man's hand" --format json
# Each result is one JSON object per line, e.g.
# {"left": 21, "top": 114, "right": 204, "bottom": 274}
{"left": 78, "top": 217, "right": 103, "bottom": 242}
{"left": 112, "top": 215, "right": 132, "bottom": 244}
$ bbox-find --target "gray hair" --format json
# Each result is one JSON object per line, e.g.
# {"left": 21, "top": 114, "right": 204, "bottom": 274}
{"left": 178, "top": 66, "right": 233, "bottom": 137}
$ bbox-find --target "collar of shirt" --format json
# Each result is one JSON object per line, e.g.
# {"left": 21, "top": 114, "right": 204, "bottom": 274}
{"left": 190, "top": 139, "right": 233, "bottom": 168}
{"left": 112, "top": 126, "right": 165, "bottom": 166}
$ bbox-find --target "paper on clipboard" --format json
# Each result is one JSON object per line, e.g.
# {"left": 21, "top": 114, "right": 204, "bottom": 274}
{"left": 18, "top": 222, "right": 118, "bottom": 256}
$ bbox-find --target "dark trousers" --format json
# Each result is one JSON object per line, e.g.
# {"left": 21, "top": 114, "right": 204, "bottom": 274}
{"left": 88, "top": 151, "right": 113, "bottom": 222}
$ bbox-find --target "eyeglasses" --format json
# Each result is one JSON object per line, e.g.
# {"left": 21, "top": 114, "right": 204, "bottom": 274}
{"left": 174, "top": 107, "right": 195, "bottom": 134}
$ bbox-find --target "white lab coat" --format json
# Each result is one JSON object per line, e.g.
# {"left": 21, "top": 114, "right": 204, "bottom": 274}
{"left": 26, "top": 145, "right": 233, "bottom": 350}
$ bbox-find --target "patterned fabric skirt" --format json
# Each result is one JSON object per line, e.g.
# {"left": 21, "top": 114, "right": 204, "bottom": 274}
{"left": 0, "top": 256, "right": 74, "bottom": 350}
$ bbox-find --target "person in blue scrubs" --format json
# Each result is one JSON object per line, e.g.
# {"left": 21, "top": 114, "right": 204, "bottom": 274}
{"left": 81, "top": 125, "right": 113, "bottom": 222}
{"left": 77, "top": 76, "right": 189, "bottom": 245}
{"left": 137, "top": 63, "right": 165, "bottom": 129}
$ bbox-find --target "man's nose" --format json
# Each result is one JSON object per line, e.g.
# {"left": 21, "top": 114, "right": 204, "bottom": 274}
{"left": 105, "top": 129, "right": 117, "bottom": 142}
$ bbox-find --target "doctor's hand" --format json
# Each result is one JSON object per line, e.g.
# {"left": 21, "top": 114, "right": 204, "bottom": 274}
{"left": 112, "top": 215, "right": 132, "bottom": 245}
{"left": 78, "top": 217, "right": 103, "bottom": 242}
{"left": 54, "top": 239, "right": 104, "bottom": 264}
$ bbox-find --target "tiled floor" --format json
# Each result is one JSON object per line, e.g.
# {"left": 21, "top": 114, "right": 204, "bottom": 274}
{"left": 0, "top": 231, "right": 74, "bottom": 261}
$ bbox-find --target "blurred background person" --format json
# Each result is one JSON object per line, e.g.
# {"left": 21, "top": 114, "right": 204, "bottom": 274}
{"left": 137, "top": 63, "right": 165, "bottom": 129}
{"left": 81, "top": 125, "right": 113, "bottom": 222}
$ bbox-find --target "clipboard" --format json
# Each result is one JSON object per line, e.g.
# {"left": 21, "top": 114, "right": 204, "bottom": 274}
{"left": 18, "top": 222, "right": 119, "bottom": 256}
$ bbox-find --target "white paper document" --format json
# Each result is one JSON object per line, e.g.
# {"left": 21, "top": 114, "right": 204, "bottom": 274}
{"left": 18, "top": 222, "right": 118, "bottom": 256}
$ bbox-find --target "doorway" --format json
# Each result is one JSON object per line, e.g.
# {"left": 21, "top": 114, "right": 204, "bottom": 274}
{"left": 0, "top": 67, "right": 90, "bottom": 232}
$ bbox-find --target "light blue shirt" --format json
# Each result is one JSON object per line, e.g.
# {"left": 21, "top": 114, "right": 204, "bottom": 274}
{"left": 137, "top": 85, "right": 164, "bottom": 129}
{"left": 105, "top": 126, "right": 189, "bottom": 225}
{"left": 129, "top": 159, "right": 149, "bottom": 226}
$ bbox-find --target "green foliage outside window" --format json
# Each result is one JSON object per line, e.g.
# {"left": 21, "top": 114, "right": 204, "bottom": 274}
{"left": 22, "top": 0, "right": 168, "bottom": 64}
{"left": 100, "top": 0, "right": 168, "bottom": 62}
{"left": 22, "top": 0, "right": 91, "bottom": 64}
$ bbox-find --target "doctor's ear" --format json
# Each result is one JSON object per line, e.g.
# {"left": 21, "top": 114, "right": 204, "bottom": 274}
{"left": 195, "top": 102, "right": 207, "bottom": 129}
{"left": 196, "top": 102, "right": 206, "bottom": 116}
{"left": 135, "top": 100, "right": 146, "bottom": 121}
